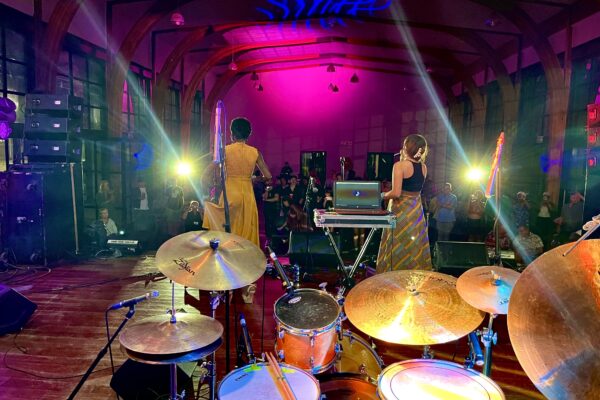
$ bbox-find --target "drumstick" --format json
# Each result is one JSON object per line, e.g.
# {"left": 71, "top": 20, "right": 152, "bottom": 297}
{"left": 265, "top": 359, "right": 291, "bottom": 400}
{"left": 266, "top": 352, "right": 296, "bottom": 400}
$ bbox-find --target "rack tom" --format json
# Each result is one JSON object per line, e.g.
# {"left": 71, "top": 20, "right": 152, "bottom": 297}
{"left": 275, "top": 288, "right": 341, "bottom": 373}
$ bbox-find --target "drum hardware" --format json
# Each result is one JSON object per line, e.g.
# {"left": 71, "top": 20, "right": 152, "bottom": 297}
{"left": 465, "top": 331, "right": 484, "bottom": 369}
{"left": 481, "top": 314, "right": 497, "bottom": 377}
{"left": 421, "top": 346, "right": 434, "bottom": 360}
{"left": 507, "top": 240, "right": 600, "bottom": 400}
{"left": 326, "top": 330, "right": 384, "bottom": 382}
{"left": 267, "top": 246, "right": 294, "bottom": 294}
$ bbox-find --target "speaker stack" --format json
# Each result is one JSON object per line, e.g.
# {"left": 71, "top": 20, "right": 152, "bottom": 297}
{"left": 0, "top": 94, "right": 84, "bottom": 264}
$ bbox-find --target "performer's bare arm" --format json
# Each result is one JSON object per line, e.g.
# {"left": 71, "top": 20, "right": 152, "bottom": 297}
{"left": 256, "top": 152, "right": 273, "bottom": 181}
{"left": 383, "top": 162, "right": 404, "bottom": 201}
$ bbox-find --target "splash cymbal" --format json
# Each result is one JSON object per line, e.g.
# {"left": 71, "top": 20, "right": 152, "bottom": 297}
{"left": 508, "top": 240, "right": 600, "bottom": 400}
{"left": 344, "top": 270, "right": 485, "bottom": 345}
{"left": 119, "top": 313, "right": 223, "bottom": 357}
{"left": 456, "top": 266, "right": 520, "bottom": 315}
{"left": 156, "top": 231, "right": 266, "bottom": 290}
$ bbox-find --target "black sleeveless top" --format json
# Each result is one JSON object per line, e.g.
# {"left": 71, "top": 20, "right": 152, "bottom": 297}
{"left": 402, "top": 161, "right": 425, "bottom": 192}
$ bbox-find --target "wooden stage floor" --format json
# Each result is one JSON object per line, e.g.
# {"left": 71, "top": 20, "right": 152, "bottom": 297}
{"left": 0, "top": 254, "right": 543, "bottom": 399}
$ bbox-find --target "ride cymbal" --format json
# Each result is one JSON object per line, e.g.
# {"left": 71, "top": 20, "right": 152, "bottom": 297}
{"left": 456, "top": 266, "right": 520, "bottom": 315}
{"left": 119, "top": 313, "right": 223, "bottom": 357}
{"left": 345, "top": 270, "right": 485, "bottom": 345}
{"left": 508, "top": 240, "right": 600, "bottom": 400}
{"left": 156, "top": 231, "right": 266, "bottom": 290}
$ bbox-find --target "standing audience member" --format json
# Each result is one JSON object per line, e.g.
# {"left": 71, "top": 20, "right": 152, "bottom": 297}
{"left": 133, "top": 179, "right": 150, "bottom": 210}
{"left": 555, "top": 191, "right": 585, "bottom": 243}
{"left": 513, "top": 191, "right": 530, "bottom": 229}
{"left": 165, "top": 179, "right": 185, "bottom": 237}
{"left": 513, "top": 225, "right": 544, "bottom": 267}
{"left": 466, "top": 190, "right": 486, "bottom": 242}
{"left": 280, "top": 161, "right": 293, "bottom": 177}
{"left": 536, "top": 192, "right": 555, "bottom": 250}
{"left": 285, "top": 175, "right": 304, "bottom": 207}
{"left": 182, "top": 200, "right": 203, "bottom": 232}
{"left": 263, "top": 179, "right": 280, "bottom": 239}
{"left": 97, "top": 180, "right": 115, "bottom": 216}
{"left": 434, "top": 183, "right": 457, "bottom": 241}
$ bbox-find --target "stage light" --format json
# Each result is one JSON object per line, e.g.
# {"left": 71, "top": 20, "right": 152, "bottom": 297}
{"left": 327, "top": 64, "right": 336, "bottom": 73}
{"left": 466, "top": 167, "right": 484, "bottom": 182}
{"left": 257, "top": 84, "right": 264, "bottom": 92}
{"left": 170, "top": 11, "right": 185, "bottom": 26}
{"left": 250, "top": 71, "right": 259, "bottom": 81}
{"left": 350, "top": 73, "right": 359, "bottom": 83}
{"left": 176, "top": 160, "right": 192, "bottom": 176}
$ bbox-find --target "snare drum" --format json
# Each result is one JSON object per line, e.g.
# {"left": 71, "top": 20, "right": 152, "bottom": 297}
{"left": 275, "top": 288, "right": 341, "bottom": 373}
{"left": 377, "top": 359, "right": 505, "bottom": 400}
{"left": 218, "top": 362, "right": 320, "bottom": 400}
{"left": 329, "top": 330, "right": 383, "bottom": 382}
{"left": 319, "top": 373, "right": 378, "bottom": 400}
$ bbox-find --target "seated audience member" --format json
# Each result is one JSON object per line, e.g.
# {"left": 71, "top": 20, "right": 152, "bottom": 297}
{"left": 485, "top": 225, "right": 512, "bottom": 250}
{"left": 100, "top": 207, "right": 118, "bottom": 238}
{"left": 555, "top": 191, "right": 584, "bottom": 243}
{"left": 513, "top": 225, "right": 544, "bottom": 266}
{"left": 87, "top": 208, "right": 120, "bottom": 256}
{"left": 182, "top": 200, "right": 203, "bottom": 232}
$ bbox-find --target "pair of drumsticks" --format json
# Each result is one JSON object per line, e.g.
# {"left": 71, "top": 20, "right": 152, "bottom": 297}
{"left": 265, "top": 352, "right": 296, "bottom": 400}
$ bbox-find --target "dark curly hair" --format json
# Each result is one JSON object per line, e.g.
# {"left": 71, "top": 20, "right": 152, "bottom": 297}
{"left": 230, "top": 117, "right": 252, "bottom": 141}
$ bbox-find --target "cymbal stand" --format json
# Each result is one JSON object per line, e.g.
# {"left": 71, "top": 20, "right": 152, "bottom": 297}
{"left": 481, "top": 313, "right": 497, "bottom": 377}
{"left": 168, "top": 281, "right": 185, "bottom": 400}
{"left": 208, "top": 291, "right": 222, "bottom": 400}
{"left": 422, "top": 345, "right": 434, "bottom": 359}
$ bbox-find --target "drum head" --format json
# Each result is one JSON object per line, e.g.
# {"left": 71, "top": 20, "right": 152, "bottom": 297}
{"left": 218, "top": 362, "right": 320, "bottom": 400}
{"left": 378, "top": 359, "right": 505, "bottom": 400}
{"left": 275, "top": 289, "right": 340, "bottom": 330}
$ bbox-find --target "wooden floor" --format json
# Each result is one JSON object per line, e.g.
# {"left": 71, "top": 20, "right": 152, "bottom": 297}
{"left": 0, "top": 254, "right": 544, "bottom": 400}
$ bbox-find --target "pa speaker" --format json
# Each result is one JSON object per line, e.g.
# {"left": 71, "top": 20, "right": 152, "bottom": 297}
{"left": 110, "top": 360, "right": 195, "bottom": 399}
{"left": 0, "top": 285, "right": 37, "bottom": 335}
{"left": 434, "top": 241, "right": 490, "bottom": 277}
{"left": 288, "top": 231, "right": 341, "bottom": 269}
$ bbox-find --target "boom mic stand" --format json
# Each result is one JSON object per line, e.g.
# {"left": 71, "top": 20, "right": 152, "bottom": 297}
{"left": 214, "top": 100, "right": 232, "bottom": 372}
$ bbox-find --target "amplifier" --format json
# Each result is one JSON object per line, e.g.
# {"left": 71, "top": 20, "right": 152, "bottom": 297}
{"left": 24, "top": 115, "right": 81, "bottom": 137}
{"left": 26, "top": 94, "right": 83, "bottom": 115}
{"left": 24, "top": 139, "right": 82, "bottom": 162}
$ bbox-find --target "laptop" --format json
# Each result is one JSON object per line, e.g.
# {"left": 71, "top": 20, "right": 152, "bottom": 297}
{"left": 333, "top": 181, "right": 388, "bottom": 215}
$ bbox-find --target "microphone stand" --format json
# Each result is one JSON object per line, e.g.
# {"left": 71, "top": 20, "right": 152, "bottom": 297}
{"left": 68, "top": 306, "right": 136, "bottom": 400}
{"left": 214, "top": 100, "right": 232, "bottom": 372}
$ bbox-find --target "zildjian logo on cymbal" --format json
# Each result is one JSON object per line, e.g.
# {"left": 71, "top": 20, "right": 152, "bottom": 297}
{"left": 174, "top": 258, "right": 195, "bottom": 276}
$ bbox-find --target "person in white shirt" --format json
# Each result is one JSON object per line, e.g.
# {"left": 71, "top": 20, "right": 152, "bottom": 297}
{"left": 99, "top": 208, "right": 118, "bottom": 237}
{"left": 134, "top": 179, "right": 150, "bottom": 210}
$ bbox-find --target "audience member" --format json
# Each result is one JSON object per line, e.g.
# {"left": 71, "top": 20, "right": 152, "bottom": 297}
{"left": 513, "top": 225, "right": 544, "bottom": 266}
{"left": 263, "top": 179, "right": 280, "bottom": 238}
{"left": 284, "top": 175, "right": 304, "bottom": 207}
{"left": 182, "top": 200, "right": 203, "bottom": 232}
{"left": 536, "top": 191, "right": 555, "bottom": 250}
{"left": 96, "top": 180, "right": 115, "bottom": 215}
{"left": 280, "top": 161, "right": 293, "bottom": 177}
{"left": 555, "top": 191, "right": 584, "bottom": 243}
{"left": 466, "top": 189, "right": 486, "bottom": 242}
{"left": 434, "top": 183, "right": 457, "bottom": 241}
{"left": 165, "top": 179, "right": 185, "bottom": 237}
{"left": 133, "top": 179, "right": 150, "bottom": 210}
{"left": 485, "top": 224, "right": 512, "bottom": 250}
{"left": 513, "top": 191, "right": 530, "bottom": 229}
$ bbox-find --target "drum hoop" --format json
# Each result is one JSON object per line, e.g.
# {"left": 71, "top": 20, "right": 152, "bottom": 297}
{"left": 217, "top": 362, "right": 321, "bottom": 396}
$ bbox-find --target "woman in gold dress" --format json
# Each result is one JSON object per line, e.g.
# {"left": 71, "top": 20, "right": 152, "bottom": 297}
{"left": 203, "top": 117, "right": 272, "bottom": 247}
{"left": 376, "top": 134, "right": 432, "bottom": 273}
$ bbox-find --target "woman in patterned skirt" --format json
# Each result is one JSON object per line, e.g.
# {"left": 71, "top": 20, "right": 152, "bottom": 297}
{"left": 377, "top": 134, "right": 432, "bottom": 273}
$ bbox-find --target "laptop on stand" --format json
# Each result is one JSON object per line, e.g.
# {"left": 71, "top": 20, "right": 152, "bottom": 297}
{"left": 333, "top": 181, "right": 389, "bottom": 215}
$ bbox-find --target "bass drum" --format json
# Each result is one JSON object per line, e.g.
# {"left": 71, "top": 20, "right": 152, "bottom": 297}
{"left": 329, "top": 330, "right": 383, "bottom": 382}
{"left": 319, "top": 373, "right": 378, "bottom": 400}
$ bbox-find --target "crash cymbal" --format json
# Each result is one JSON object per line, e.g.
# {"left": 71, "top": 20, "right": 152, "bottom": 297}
{"left": 119, "top": 313, "right": 223, "bottom": 356}
{"left": 456, "top": 266, "right": 520, "bottom": 315}
{"left": 345, "top": 270, "right": 485, "bottom": 345}
{"left": 156, "top": 231, "right": 266, "bottom": 290}
{"left": 508, "top": 240, "right": 600, "bottom": 400}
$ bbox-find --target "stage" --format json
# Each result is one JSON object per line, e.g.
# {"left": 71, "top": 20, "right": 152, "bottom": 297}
{"left": 0, "top": 253, "right": 542, "bottom": 399}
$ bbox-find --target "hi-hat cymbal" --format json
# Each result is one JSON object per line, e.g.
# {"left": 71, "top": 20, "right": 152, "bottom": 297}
{"left": 345, "top": 270, "right": 485, "bottom": 345}
{"left": 508, "top": 240, "right": 600, "bottom": 400}
{"left": 119, "top": 313, "right": 223, "bottom": 356}
{"left": 456, "top": 266, "right": 520, "bottom": 315}
{"left": 156, "top": 231, "right": 266, "bottom": 290}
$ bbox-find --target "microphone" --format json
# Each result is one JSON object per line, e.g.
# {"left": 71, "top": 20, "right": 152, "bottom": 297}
{"left": 239, "top": 313, "right": 255, "bottom": 363}
{"left": 266, "top": 246, "right": 294, "bottom": 294}
{"left": 468, "top": 332, "right": 484, "bottom": 367}
{"left": 213, "top": 100, "right": 224, "bottom": 164}
{"left": 339, "top": 157, "right": 345, "bottom": 167}
{"left": 107, "top": 291, "right": 159, "bottom": 311}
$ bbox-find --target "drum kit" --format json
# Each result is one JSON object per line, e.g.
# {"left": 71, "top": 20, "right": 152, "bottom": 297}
{"left": 100, "top": 228, "right": 599, "bottom": 400}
